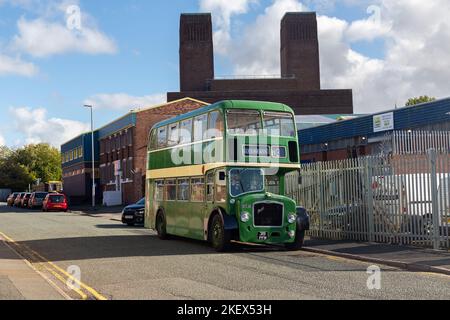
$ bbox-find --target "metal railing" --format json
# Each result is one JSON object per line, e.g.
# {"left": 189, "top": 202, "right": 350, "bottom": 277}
{"left": 393, "top": 131, "right": 450, "bottom": 154}
{"left": 287, "top": 150, "right": 450, "bottom": 250}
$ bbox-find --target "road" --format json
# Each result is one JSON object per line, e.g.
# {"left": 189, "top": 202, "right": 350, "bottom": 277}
{"left": 0, "top": 203, "right": 449, "bottom": 300}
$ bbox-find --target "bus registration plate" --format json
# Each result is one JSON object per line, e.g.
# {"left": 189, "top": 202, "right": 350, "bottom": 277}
{"left": 258, "top": 232, "right": 268, "bottom": 241}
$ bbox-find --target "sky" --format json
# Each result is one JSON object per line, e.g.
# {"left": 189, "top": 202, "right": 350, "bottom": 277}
{"left": 1, "top": 0, "right": 449, "bottom": 148}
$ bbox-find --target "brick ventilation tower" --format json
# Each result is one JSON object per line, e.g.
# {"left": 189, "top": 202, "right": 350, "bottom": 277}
{"left": 169, "top": 12, "right": 354, "bottom": 115}
{"left": 180, "top": 13, "right": 214, "bottom": 92}
{"left": 281, "top": 12, "right": 321, "bottom": 91}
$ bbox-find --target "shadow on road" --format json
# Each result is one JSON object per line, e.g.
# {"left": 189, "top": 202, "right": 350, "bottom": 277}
{"left": 11, "top": 232, "right": 291, "bottom": 262}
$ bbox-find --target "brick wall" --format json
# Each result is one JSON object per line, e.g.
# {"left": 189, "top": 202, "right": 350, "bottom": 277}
{"left": 167, "top": 89, "right": 353, "bottom": 115}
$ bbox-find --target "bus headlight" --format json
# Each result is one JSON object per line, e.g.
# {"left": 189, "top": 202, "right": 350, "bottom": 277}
{"left": 288, "top": 231, "right": 296, "bottom": 238}
{"left": 241, "top": 212, "right": 251, "bottom": 223}
{"left": 288, "top": 213, "right": 297, "bottom": 224}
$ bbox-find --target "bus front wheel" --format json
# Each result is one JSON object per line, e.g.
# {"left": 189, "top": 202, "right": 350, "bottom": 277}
{"left": 210, "top": 214, "right": 231, "bottom": 252}
{"left": 285, "top": 230, "right": 306, "bottom": 251}
{"left": 156, "top": 212, "right": 169, "bottom": 240}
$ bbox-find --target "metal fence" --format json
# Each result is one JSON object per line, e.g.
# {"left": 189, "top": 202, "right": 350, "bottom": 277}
{"left": 287, "top": 150, "right": 450, "bottom": 250}
{"left": 393, "top": 131, "right": 450, "bottom": 154}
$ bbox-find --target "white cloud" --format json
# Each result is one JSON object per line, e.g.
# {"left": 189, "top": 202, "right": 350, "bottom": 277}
{"left": 12, "top": 16, "right": 117, "bottom": 58}
{"left": 0, "top": 53, "right": 38, "bottom": 76}
{"left": 205, "top": 0, "right": 450, "bottom": 113}
{"left": 227, "top": 0, "right": 306, "bottom": 75}
{"left": 9, "top": 106, "right": 90, "bottom": 147}
{"left": 200, "top": 0, "right": 258, "bottom": 54}
{"left": 84, "top": 93, "right": 167, "bottom": 111}
{"left": 0, "top": 134, "right": 5, "bottom": 146}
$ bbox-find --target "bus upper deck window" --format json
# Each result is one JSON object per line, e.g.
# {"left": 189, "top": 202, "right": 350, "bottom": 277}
{"left": 263, "top": 112, "right": 296, "bottom": 137}
{"left": 194, "top": 114, "right": 208, "bottom": 142}
{"left": 207, "top": 111, "right": 224, "bottom": 139}
{"left": 180, "top": 118, "right": 193, "bottom": 144}
{"left": 226, "top": 110, "right": 261, "bottom": 135}
{"left": 168, "top": 123, "right": 179, "bottom": 146}
{"left": 157, "top": 127, "right": 167, "bottom": 148}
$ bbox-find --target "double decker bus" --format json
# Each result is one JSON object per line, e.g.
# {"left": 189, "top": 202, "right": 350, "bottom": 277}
{"left": 145, "top": 100, "right": 309, "bottom": 251}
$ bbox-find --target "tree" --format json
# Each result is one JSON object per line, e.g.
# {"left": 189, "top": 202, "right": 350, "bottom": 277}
{"left": 0, "top": 143, "right": 62, "bottom": 191}
{"left": 405, "top": 96, "right": 436, "bottom": 107}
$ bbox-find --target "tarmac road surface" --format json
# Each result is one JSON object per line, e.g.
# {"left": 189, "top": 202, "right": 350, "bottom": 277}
{"left": 0, "top": 203, "right": 449, "bottom": 300}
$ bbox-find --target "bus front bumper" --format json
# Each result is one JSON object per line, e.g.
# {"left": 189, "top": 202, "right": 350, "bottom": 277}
{"left": 239, "top": 225, "right": 297, "bottom": 245}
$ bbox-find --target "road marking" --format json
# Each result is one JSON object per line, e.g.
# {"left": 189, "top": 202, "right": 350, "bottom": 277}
{"left": 2, "top": 238, "right": 72, "bottom": 300}
{"left": 0, "top": 231, "right": 107, "bottom": 300}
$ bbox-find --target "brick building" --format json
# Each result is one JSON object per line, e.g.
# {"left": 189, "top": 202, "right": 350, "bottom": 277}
{"left": 61, "top": 132, "right": 100, "bottom": 205}
{"left": 168, "top": 12, "right": 354, "bottom": 115}
{"left": 97, "top": 98, "right": 207, "bottom": 205}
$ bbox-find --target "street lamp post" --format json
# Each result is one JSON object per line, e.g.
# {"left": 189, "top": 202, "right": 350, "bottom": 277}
{"left": 84, "top": 104, "right": 96, "bottom": 209}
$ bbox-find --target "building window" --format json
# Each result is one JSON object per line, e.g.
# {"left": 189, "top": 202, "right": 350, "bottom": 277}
{"left": 165, "top": 179, "right": 177, "bottom": 201}
{"left": 127, "top": 130, "right": 132, "bottom": 146}
{"left": 191, "top": 177, "right": 205, "bottom": 202}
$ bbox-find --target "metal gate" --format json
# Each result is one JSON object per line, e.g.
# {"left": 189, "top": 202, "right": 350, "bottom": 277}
{"left": 287, "top": 150, "right": 450, "bottom": 250}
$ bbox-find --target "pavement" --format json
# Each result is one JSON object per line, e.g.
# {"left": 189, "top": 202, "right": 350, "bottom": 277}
{"left": 0, "top": 235, "right": 65, "bottom": 300}
{"left": 303, "top": 239, "right": 450, "bottom": 276}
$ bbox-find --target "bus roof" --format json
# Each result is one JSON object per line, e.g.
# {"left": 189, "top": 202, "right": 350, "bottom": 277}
{"left": 152, "top": 100, "right": 295, "bottom": 130}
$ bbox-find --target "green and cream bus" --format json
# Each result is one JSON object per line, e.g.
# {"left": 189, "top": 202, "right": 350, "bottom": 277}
{"left": 145, "top": 100, "right": 309, "bottom": 251}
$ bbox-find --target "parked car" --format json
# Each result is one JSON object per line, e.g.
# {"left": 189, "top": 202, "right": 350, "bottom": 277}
{"left": 7, "top": 193, "right": 20, "bottom": 206}
{"left": 28, "top": 192, "right": 49, "bottom": 209}
{"left": 20, "top": 193, "right": 32, "bottom": 208}
{"left": 42, "top": 193, "right": 68, "bottom": 212}
{"left": 14, "top": 193, "right": 26, "bottom": 207}
{"left": 121, "top": 198, "right": 145, "bottom": 226}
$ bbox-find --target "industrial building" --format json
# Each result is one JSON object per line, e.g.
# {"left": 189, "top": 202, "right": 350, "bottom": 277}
{"left": 168, "top": 12, "right": 354, "bottom": 115}
{"left": 61, "top": 131, "right": 100, "bottom": 205}
{"left": 62, "top": 98, "right": 207, "bottom": 206}
{"left": 299, "top": 98, "right": 450, "bottom": 163}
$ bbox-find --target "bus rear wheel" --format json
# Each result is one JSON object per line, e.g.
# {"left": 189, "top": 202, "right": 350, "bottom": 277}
{"left": 210, "top": 214, "right": 231, "bottom": 252}
{"left": 285, "top": 230, "right": 306, "bottom": 251}
{"left": 156, "top": 212, "right": 169, "bottom": 240}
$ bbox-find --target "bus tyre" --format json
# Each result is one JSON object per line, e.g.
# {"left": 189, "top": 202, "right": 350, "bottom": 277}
{"left": 210, "top": 215, "right": 231, "bottom": 252}
{"left": 156, "top": 212, "right": 169, "bottom": 240}
{"left": 285, "top": 230, "right": 306, "bottom": 251}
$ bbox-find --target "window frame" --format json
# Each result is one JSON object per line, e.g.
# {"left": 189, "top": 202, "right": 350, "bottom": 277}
{"left": 177, "top": 178, "right": 190, "bottom": 202}
{"left": 190, "top": 177, "right": 205, "bottom": 203}
{"left": 226, "top": 109, "right": 262, "bottom": 136}
{"left": 157, "top": 126, "right": 168, "bottom": 149}
{"left": 165, "top": 179, "right": 177, "bottom": 202}
{"left": 193, "top": 114, "right": 208, "bottom": 142}
{"left": 168, "top": 122, "right": 180, "bottom": 147}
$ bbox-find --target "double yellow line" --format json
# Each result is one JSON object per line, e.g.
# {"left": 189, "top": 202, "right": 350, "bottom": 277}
{"left": 0, "top": 231, "right": 107, "bottom": 300}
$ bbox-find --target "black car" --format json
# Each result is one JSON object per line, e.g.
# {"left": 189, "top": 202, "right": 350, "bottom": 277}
{"left": 121, "top": 198, "right": 145, "bottom": 226}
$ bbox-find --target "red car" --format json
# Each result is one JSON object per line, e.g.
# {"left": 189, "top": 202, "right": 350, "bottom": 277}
{"left": 42, "top": 193, "right": 68, "bottom": 212}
